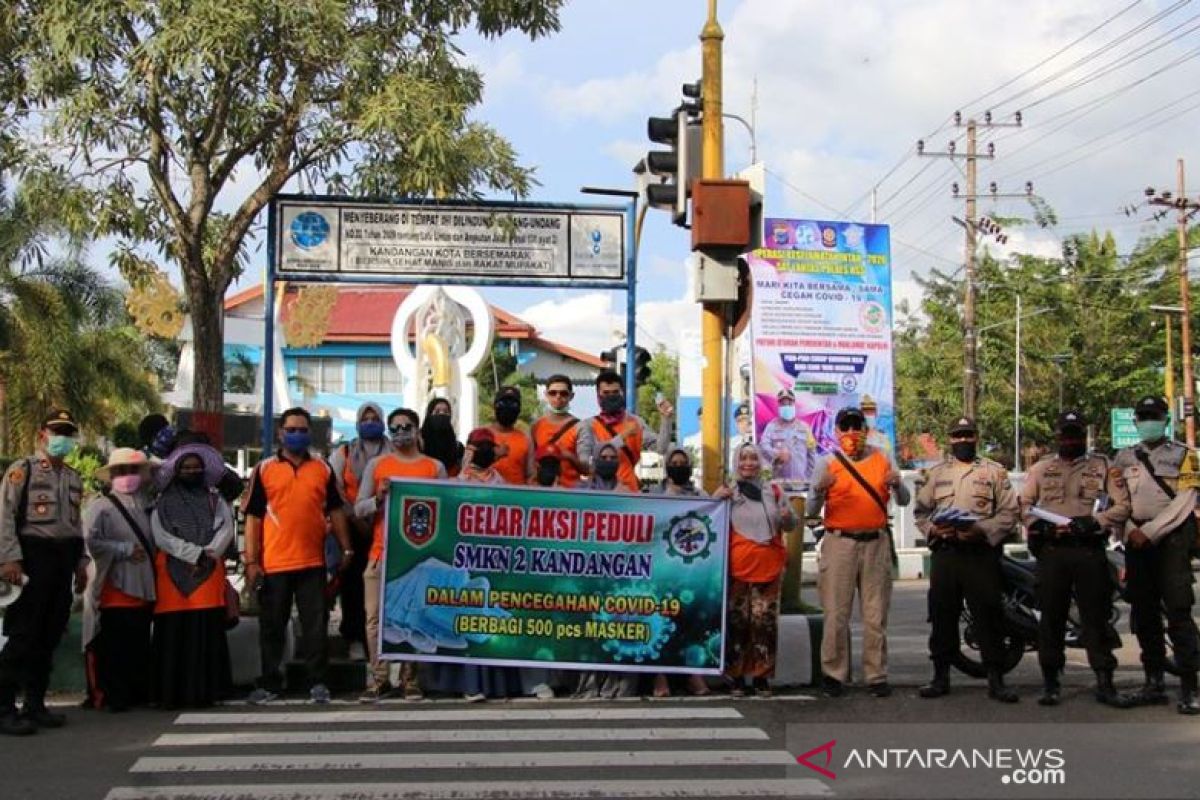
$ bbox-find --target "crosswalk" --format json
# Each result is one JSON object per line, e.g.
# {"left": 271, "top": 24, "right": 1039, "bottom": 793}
{"left": 104, "top": 703, "right": 830, "bottom": 799}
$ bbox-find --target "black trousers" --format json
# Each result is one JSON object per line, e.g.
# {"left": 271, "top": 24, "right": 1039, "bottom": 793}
{"left": 0, "top": 536, "right": 81, "bottom": 712}
{"left": 1036, "top": 541, "right": 1117, "bottom": 673}
{"left": 87, "top": 606, "right": 153, "bottom": 710}
{"left": 928, "top": 544, "right": 1007, "bottom": 670}
{"left": 257, "top": 567, "right": 328, "bottom": 692}
{"left": 337, "top": 522, "right": 371, "bottom": 646}
{"left": 1127, "top": 519, "right": 1200, "bottom": 675}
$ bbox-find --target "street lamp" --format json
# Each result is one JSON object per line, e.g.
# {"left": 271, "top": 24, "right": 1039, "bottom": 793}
{"left": 1049, "top": 353, "right": 1072, "bottom": 412}
{"left": 978, "top": 294, "right": 1052, "bottom": 470}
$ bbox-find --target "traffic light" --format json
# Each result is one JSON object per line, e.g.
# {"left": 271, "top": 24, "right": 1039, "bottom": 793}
{"left": 599, "top": 345, "right": 652, "bottom": 386}
{"left": 633, "top": 346, "right": 652, "bottom": 386}
{"left": 600, "top": 346, "right": 621, "bottom": 368}
{"left": 641, "top": 81, "right": 702, "bottom": 227}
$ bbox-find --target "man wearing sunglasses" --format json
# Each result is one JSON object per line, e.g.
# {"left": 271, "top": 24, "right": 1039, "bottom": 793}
{"left": 355, "top": 408, "right": 446, "bottom": 702}
{"left": 244, "top": 407, "right": 353, "bottom": 706}
{"left": 530, "top": 375, "right": 583, "bottom": 488}
{"left": 808, "top": 405, "right": 909, "bottom": 700}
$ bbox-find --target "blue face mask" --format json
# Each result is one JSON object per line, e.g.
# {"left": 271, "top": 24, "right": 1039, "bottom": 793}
{"left": 47, "top": 434, "right": 77, "bottom": 459}
{"left": 282, "top": 431, "right": 311, "bottom": 454}
{"left": 778, "top": 405, "right": 796, "bottom": 422}
{"left": 357, "top": 420, "right": 385, "bottom": 441}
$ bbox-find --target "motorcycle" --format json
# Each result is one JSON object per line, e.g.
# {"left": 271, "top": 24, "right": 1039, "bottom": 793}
{"left": 952, "top": 545, "right": 1128, "bottom": 678}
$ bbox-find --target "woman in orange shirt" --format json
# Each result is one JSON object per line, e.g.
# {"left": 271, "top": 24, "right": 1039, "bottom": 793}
{"left": 149, "top": 444, "right": 235, "bottom": 709}
{"left": 487, "top": 386, "right": 534, "bottom": 486}
{"left": 714, "top": 443, "right": 796, "bottom": 697}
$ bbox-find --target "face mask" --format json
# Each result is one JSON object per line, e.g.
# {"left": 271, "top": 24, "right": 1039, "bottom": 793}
{"left": 358, "top": 420, "right": 385, "bottom": 441}
{"left": 111, "top": 475, "right": 142, "bottom": 494}
{"left": 282, "top": 431, "right": 311, "bottom": 454}
{"left": 473, "top": 442, "right": 496, "bottom": 468}
{"left": 838, "top": 431, "right": 864, "bottom": 456}
{"left": 1058, "top": 440, "right": 1086, "bottom": 460}
{"left": 392, "top": 431, "right": 417, "bottom": 448}
{"left": 178, "top": 472, "right": 205, "bottom": 489}
{"left": 599, "top": 394, "right": 625, "bottom": 414}
{"left": 595, "top": 459, "right": 619, "bottom": 480}
{"left": 950, "top": 441, "right": 977, "bottom": 462}
{"left": 536, "top": 463, "right": 560, "bottom": 487}
{"left": 737, "top": 480, "right": 763, "bottom": 501}
{"left": 778, "top": 405, "right": 796, "bottom": 422}
{"left": 494, "top": 401, "right": 520, "bottom": 427}
{"left": 47, "top": 434, "right": 76, "bottom": 459}
{"left": 1136, "top": 419, "right": 1169, "bottom": 443}
{"left": 666, "top": 464, "right": 692, "bottom": 486}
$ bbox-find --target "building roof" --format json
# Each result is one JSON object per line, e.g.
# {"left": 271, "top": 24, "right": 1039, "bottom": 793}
{"left": 225, "top": 284, "right": 604, "bottom": 368}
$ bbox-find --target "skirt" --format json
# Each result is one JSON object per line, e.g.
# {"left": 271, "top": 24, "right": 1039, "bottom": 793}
{"left": 84, "top": 606, "right": 153, "bottom": 711}
{"left": 150, "top": 608, "right": 232, "bottom": 709}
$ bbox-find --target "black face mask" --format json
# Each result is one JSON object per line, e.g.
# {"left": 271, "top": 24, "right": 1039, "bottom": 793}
{"left": 494, "top": 401, "right": 520, "bottom": 427}
{"left": 595, "top": 459, "right": 619, "bottom": 480}
{"left": 178, "top": 473, "right": 205, "bottom": 489}
{"left": 599, "top": 394, "right": 625, "bottom": 414}
{"left": 536, "top": 462, "right": 560, "bottom": 487}
{"left": 473, "top": 442, "right": 497, "bottom": 468}
{"left": 666, "top": 464, "right": 692, "bottom": 486}
{"left": 1058, "top": 441, "right": 1086, "bottom": 460}
{"left": 950, "top": 442, "right": 977, "bottom": 462}
{"left": 737, "top": 480, "right": 763, "bottom": 501}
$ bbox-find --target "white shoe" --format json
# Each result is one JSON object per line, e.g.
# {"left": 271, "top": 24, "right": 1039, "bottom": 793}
{"left": 464, "top": 692, "right": 486, "bottom": 704}
{"left": 532, "top": 683, "right": 555, "bottom": 700}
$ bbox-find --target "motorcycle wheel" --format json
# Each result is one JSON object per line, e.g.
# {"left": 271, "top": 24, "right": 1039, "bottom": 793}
{"left": 953, "top": 608, "right": 1027, "bottom": 678}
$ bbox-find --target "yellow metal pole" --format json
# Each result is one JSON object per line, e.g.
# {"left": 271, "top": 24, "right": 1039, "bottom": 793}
{"left": 1178, "top": 159, "right": 1196, "bottom": 447}
{"left": 700, "top": 0, "right": 726, "bottom": 492}
{"left": 1166, "top": 313, "right": 1176, "bottom": 414}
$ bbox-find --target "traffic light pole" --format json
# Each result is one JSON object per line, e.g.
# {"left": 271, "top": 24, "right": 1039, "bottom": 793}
{"left": 625, "top": 202, "right": 647, "bottom": 412}
{"left": 699, "top": 0, "right": 726, "bottom": 493}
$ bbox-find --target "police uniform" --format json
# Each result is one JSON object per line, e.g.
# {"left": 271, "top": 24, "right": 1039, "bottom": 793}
{"left": 759, "top": 388, "right": 817, "bottom": 484}
{"left": 913, "top": 417, "right": 1018, "bottom": 701}
{"left": 1113, "top": 395, "right": 1200, "bottom": 713}
{"left": 0, "top": 410, "right": 85, "bottom": 734}
{"left": 1020, "top": 409, "right": 1132, "bottom": 707}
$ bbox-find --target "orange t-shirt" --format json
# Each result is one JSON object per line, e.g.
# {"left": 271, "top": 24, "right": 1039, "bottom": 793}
{"left": 366, "top": 454, "right": 444, "bottom": 561}
{"left": 530, "top": 415, "right": 581, "bottom": 488}
{"left": 245, "top": 455, "right": 339, "bottom": 574}
{"left": 491, "top": 427, "right": 532, "bottom": 486}
{"left": 100, "top": 580, "right": 152, "bottom": 610}
{"left": 589, "top": 417, "right": 644, "bottom": 493}
{"left": 152, "top": 550, "right": 226, "bottom": 614}
{"left": 729, "top": 532, "right": 787, "bottom": 584}
{"left": 823, "top": 450, "right": 892, "bottom": 531}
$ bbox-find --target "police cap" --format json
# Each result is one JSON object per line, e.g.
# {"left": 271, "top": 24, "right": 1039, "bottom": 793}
{"left": 948, "top": 416, "right": 977, "bottom": 436}
{"left": 1134, "top": 395, "right": 1169, "bottom": 419}
{"left": 1056, "top": 409, "right": 1087, "bottom": 433}
{"left": 42, "top": 408, "right": 78, "bottom": 434}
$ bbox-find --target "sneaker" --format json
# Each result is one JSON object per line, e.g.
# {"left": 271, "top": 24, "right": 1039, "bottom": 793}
{"left": 309, "top": 684, "right": 332, "bottom": 705}
{"left": 867, "top": 681, "right": 892, "bottom": 698}
{"left": 821, "top": 676, "right": 845, "bottom": 698}
{"left": 358, "top": 682, "right": 393, "bottom": 704}
{"left": 246, "top": 688, "right": 278, "bottom": 706}
{"left": 348, "top": 642, "right": 367, "bottom": 661}
{"left": 532, "top": 683, "right": 556, "bottom": 700}
{"left": 464, "top": 692, "right": 486, "bottom": 704}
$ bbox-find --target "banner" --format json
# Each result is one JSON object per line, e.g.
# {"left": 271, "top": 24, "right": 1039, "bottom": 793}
{"left": 748, "top": 218, "right": 895, "bottom": 484}
{"left": 379, "top": 479, "right": 729, "bottom": 674}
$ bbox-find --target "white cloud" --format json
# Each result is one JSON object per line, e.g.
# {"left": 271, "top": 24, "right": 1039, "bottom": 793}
{"left": 515, "top": 289, "right": 697, "bottom": 357}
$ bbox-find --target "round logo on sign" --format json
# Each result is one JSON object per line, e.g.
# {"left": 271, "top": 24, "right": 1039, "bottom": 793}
{"left": 290, "top": 212, "right": 330, "bottom": 250}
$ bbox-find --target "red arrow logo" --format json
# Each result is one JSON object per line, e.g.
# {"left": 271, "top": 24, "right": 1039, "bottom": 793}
{"left": 796, "top": 739, "right": 837, "bottom": 780}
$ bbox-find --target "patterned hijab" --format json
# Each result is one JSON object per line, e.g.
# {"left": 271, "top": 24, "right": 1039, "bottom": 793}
{"left": 158, "top": 453, "right": 219, "bottom": 596}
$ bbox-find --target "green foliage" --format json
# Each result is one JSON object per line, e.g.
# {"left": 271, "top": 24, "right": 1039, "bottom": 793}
{"left": 1, "top": 1, "right": 564, "bottom": 412}
{"left": 895, "top": 226, "right": 1195, "bottom": 464}
{"left": 475, "top": 346, "right": 538, "bottom": 427}
{"left": 65, "top": 445, "right": 104, "bottom": 495}
{"left": 636, "top": 347, "right": 679, "bottom": 433}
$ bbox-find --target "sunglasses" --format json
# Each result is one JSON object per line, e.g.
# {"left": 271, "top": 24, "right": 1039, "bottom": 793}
{"left": 838, "top": 420, "right": 865, "bottom": 432}
{"left": 390, "top": 423, "right": 415, "bottom": 433}
{"left": 546, "top": 389, "right": 572, "bottom": 398}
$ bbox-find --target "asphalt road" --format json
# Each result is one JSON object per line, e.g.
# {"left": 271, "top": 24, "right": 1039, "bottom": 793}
{"left": 4, "top": 581, "right": 1197, "bottom": 800}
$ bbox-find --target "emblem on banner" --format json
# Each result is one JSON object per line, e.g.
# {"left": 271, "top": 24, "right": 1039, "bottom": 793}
{"left": 663, "top": 511, "right": 716, "bottom": 564}
{"left": 402, "top": 497, "right": 438, "bottom": 548}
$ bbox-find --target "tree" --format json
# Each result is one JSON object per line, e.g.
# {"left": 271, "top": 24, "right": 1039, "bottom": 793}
{"left": 637, "top": 346, "right": 678, "bottom": 433}
{"left": 3, "top": 1, "right": 564, "bottom": 415}
{"left": 476, "top": 346, "right": 538, "bottom": 428}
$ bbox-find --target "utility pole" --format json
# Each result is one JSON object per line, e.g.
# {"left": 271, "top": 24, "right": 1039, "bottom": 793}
{"left": 916, "top": 110, "right": 1023, "bottom": 418}
{"left": 699, "top": 0, "right": 726, "bottom": 493}
{"left": 1145, "top": 159, "right": 1199, "bottom": 446}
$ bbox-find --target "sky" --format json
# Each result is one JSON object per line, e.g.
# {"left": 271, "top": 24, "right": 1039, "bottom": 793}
{"left": 217, "top": 0, "right": 1200, "bottom": 359}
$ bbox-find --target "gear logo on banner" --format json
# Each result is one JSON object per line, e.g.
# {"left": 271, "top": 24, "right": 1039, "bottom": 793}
{"left": 664, "top": 511, "right": 716, "bottom": 564}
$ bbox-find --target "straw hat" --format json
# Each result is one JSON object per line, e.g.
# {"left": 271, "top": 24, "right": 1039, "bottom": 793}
{"left": 95, "top": 448, "right": 152, "bottom": 482}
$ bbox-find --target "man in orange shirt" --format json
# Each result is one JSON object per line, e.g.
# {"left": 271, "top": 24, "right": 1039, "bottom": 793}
{"left": 354, "top": 408, "right": 446, "bottom": 702}
{"left": 530, "top": 375, "right": 583, "bottom": 488}
{"left": 577, "top": 370, "right": 673, "bottom": 493}
{"left": 807, "top": 406, "right": 909, "bottom": 699}
{"left": 244, "top": 407, "right": 353, "bottom": 705}
{"left": 487, "top": 386, "right": 534, "bottom": 486}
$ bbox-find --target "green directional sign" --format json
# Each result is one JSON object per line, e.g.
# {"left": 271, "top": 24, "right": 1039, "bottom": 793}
{"left": 1111, "top": 407, "right": 1173, "bottom": 449}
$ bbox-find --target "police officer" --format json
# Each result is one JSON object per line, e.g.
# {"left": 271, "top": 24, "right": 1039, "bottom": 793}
{"left": 913, "top": 417, "right": 1019, "bottom": 702}
{"left": 1113, "top": 395, "right": 1200, "bottom": 714}
{"left": 0, "top": 410, "right": 87, "bottom": 736}
{"left": 759, "top": 388, "right": 817, "bottom": 485}
{"left": 1020, "top": 409, "right": 1132, "bottom": 708}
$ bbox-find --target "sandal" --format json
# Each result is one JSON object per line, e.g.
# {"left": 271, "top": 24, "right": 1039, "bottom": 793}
{"left": 653, "top": 674, "right": 671, "bottom": 698}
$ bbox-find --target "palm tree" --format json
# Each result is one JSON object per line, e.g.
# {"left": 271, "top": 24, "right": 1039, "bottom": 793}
{"left": 0, "top": 174, "right": 160, "bottom": 453}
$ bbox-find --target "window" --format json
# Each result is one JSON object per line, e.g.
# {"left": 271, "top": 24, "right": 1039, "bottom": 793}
{"left": 356, "top": 357, "right": 402, "bottom": 394}
{"left": 294, "top": 357, "right": 344, "bottom": 394}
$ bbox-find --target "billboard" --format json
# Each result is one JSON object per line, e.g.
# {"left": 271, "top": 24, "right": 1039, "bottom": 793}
{"left": 748, "top": 218, "right": 895, "bottom": 483}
